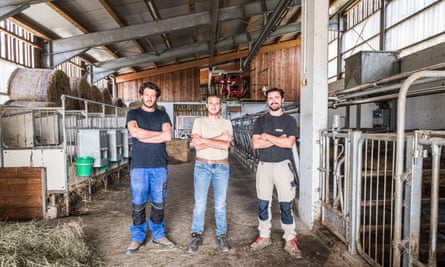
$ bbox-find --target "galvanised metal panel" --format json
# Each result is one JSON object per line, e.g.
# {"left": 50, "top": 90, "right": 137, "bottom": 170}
{"left": 342, "top": 12, "right": 380, "bottom": 52}
{"left": 385, "top": 0, "right": 444, "bottom": 51}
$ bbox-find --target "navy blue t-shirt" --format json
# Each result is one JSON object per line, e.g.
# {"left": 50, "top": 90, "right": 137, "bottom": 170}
{"left": 252, "top": 113, "right": 298, "bottom": 162}
{"left": 126, "top": 108, "right": 172, "bottom": 169}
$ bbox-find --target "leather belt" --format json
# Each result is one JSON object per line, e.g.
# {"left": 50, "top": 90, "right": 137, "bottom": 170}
{"left": 195, "top": 157, "right": 229, "bottom": 165}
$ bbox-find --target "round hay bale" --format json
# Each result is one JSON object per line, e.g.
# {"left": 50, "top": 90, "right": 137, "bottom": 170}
{"left": 102, "top": 89, "right": 112, "bottom": 104}
{"left": 112, "top": 97, "right": 126, "bottom": 107}
{"left": 69, "top": 77, "right": 90, "bottom": 110}
{"left": 102, "top": 88, "right": 114, "bottom": 114}
{"left": 7, "top": 68, "right": 70, "bottom": 106}
{"left": 128, "top": 101, "right": 141, "bottom": 109}
{"left": 88, "top": 85, "right": 103, "bottom": 112}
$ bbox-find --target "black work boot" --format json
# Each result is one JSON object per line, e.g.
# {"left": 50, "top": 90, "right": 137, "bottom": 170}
{"left": 187, "top": 233, "right": 203, "bottom": 253}
{"left": 217, "top": 234, "right": 230, "bottom": 252}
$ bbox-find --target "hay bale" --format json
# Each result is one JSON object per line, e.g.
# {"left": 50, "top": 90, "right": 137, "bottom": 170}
{"left": 88, "top": 85, "right": 104, "bottom": 112}
{"left": 102, "top": 88, "right": 114, "bottom": 114}
{"left": 0, "top": 221, "right": 103, "bottom": 266}
{"left": 69, "top": 77, "right": 91, "bottom": 110}
{"left": 112, "top": 97, "right": 126, "bottom": 107}
{"left": 128, "top": 101, "right": 141, "bottom": 109}
{"left": 7, "top": 68, "right": 70, "bottom": 106}
{"left": 166, "top": 138, "right": 190, "bottom": 163}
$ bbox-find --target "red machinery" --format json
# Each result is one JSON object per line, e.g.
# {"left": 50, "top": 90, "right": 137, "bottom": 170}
{"left": 210, "top": 71, "right": 246, "bottom": 98}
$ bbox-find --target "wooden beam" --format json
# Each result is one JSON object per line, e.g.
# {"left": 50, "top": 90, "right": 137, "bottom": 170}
{"left": 8, "top": 16, "right": 53, "bottom": 40}
{"left": 115, "top": 38, "right": 301, "bottom": 83}
{"left": 116, "top": 50, "right": 249, "bottom": 83}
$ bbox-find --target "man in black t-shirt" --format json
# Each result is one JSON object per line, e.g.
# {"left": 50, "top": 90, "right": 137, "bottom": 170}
{"left": 125, "top": 82, "right": 175, "bottom": 255}
{"left": 250, "top": 87, "right": 302, "bottom": 258}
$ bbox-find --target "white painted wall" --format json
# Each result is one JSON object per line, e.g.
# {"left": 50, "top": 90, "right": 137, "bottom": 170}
{"left": 0, "top": 60, "right": 19, "bottom": 104}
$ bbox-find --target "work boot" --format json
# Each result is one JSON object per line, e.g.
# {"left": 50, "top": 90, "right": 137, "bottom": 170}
{"left": 284, "top": 237, "right": 303, "bottom": 258}
{"left": 125, "top": 241, "right": 143, "bottom": 255}
{"left": 250, "top": 236, "right": 272, "bottom": 251}
{"left": 217, "top": 234, "right": 230, "bottom": 252}
{"left": 152, "top": 237, "right": 175, "bottom": 248}
{"left": 187, "top": 233, "right": 203, "bottom": 253}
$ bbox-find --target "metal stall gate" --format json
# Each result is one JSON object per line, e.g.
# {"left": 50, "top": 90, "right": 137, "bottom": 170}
{"left": 320, "top": 71, "right": 445, "bottom": 267}
{"left": 407, "top": 130, "right": 445, "bottom": 267}
{"left": 0, "top": 95, "right": 129, "bottom": 218}
{"left": 319, "top": 129, "right": 353, "bottom": 245}
{"left": 354, "top": 132, "right": 401, "bottom": 267}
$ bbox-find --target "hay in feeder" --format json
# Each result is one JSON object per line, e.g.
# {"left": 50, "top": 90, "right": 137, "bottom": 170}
{"left": 102, "top": 88, "right": 114, "bottom": 114}
{"left": 88, "top": 85, "right": 104, "bottom": 112}
{"left": 128, "top": 101, "right": 141, "bottom": 109}
{"left": 7, "top": 68, "right": 70, "bottom": 107}
{"left": 69, "top": 77, "right": 91, "bottom": 110}
{"left": 0, "top": 221, "right": 104, "bottom": 266}
{"left": 112, "top": 97, "right": 125, "bottom": 107}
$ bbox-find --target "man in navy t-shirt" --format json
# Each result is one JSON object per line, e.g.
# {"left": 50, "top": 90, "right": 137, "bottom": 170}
{"left": 125, "top": 82, "right": 174, "bottom": 255}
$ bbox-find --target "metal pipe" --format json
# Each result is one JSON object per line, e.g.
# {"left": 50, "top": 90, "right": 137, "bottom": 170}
{"left": 337, "top": 77, "right": 443, "bottom": 100}
{"left": 61, "top": 95, "right": 70, "bottom": 216}
{"left": 393, "top": 70, "right": 445, "bottom": 267}
{"left": 428, "top": 144, "right": 440, "bottom": 266}
{"left": 332, "top": 85, "right": 445, "bottom": 108}
{"left": 41, "top": 168, "right": 47, "bottom": 219}
{"left": 242, "top": 0, "right": 293, "bottom": 70}
{"left": 333, "top": 62, "right": 445, "bottom": 96}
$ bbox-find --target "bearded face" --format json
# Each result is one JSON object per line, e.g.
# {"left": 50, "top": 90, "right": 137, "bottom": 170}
{"left": 266, "top": 91, "right": 283, "bottom": 111}
{"left": 141, "top": 88, "right": 157, "bottom": 109}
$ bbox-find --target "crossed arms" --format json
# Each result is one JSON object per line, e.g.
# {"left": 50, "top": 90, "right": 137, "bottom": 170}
{"left": 192, "top": 131, "right": 232, "bottom": 151}
{"left": 127, "top": 120, "right": 172, "bottom": 143}
{"left": 252, "top": 133, "right": 295, "bottom": 149}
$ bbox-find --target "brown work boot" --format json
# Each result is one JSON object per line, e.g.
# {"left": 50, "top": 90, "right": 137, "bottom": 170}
{"left": 250, "top": 236, "right": 272, "bottom": 251}
{"left": 284, "top": 237, "right": 302, "bottom": 258}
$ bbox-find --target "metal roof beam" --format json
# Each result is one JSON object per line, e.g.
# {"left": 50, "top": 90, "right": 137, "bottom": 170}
{"left": 242, "top": 0, "right": 294, "bottom": 70}
{"left": 45, "top": 0, "right": 300, "bottom": 56}
{"left": 0, "top": 0, "right": 52, "bottom": 8}
{"left": 208, "top": 0, "right": 221, "bottom": 70}
{"left": 92, "top": 22, "right": 300, "bottom": 76}
{"left": 0, "top": 4, "right": 29, "bottom": 21}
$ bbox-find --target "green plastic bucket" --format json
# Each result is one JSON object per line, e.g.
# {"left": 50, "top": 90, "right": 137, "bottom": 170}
{"left": 75, "top": 156, "right": 94, "bottom": 176}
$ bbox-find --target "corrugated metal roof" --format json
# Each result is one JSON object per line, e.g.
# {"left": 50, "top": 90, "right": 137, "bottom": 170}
{"left": 0, "top": 0, "right": 344, "bottom": 81}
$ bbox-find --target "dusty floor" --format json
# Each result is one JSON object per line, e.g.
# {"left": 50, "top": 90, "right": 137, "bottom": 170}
{"left": 62, "top": 155, "right": 351, "bottom": 267}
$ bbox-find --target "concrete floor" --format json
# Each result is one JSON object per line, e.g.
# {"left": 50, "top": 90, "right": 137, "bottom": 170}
{"left": 74, "top": 152, "right": 360, "bottom": 266}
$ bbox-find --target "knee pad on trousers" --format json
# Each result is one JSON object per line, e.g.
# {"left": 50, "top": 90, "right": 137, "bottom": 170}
{"left": 132, "top": 203, "right": 146, "bottom": 225}
{"left": 257, "top": 199, "right": 270, "bottom": 221}
{"left": 280, "top": 201, "right": 294, "bottom": 224}
{"left": 150, "top": 202, "right": 164, "bottom": 224}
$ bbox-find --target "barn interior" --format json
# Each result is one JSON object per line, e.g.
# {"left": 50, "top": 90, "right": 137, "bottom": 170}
{"left": 0, "top": 0, "right": 444, "bottom": 266}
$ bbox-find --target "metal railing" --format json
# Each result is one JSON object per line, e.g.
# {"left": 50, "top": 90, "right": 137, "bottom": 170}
{"left": 0, "top": 95, "right": 128, "bottom": 216}
{"left": 319, "top": 70, "right": 445, "bottom": 266}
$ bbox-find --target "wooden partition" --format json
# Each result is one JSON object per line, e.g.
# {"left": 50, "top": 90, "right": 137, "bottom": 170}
{"left": 0, "top": 167, "right": 46, "bottom": 221}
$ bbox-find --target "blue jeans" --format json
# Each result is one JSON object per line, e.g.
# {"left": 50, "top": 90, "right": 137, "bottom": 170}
{"left": 129, "top": 167, "right": 168, "bottom": 242}
{"left": 191, "top": 161, "right": 230, "bottom": 236}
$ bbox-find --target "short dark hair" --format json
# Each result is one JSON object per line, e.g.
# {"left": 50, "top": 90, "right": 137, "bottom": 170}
{"left": 266, "top": 87, "right": 284, "bottom": 98}
{"left": 207, "top": 94, "right": 221, "bottom": 103}
{"left": 139, "top": 82, "right": 161, "bottom": 97}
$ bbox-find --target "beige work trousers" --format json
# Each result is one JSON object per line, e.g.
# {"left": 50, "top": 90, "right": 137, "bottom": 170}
{"left": 255, "top": 159, "right": 297, "bottom": 241}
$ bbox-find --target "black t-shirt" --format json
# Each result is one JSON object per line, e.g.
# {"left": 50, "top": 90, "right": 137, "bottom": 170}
{"left": 126, "top": 108, "right": 172, "bottom": 169}
{"left": 252, "top": 113, "right": 298, "bottom": 162}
